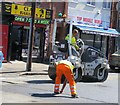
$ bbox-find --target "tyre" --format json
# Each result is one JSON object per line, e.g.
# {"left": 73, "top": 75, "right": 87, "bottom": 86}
{"left": 94, "top": 65, "right": 109, "bottom": 82}
{"left": 73, "top": 67, "right": 82, "bottom": 82}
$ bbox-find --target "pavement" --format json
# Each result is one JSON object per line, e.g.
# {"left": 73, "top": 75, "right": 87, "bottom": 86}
{"left": 0, "top": 60, "right": 49, "bottom": 76}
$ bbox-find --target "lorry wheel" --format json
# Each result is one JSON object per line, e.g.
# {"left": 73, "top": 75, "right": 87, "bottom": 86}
{"left": 73, "top": 67, "right": 82, "bottom": 82}
{"left": 94, "top": 65, "right": 108, "bottom": 82}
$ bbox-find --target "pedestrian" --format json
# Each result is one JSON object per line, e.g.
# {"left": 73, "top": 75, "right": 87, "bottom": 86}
{"left": 65, "top": 29, "right": 79, "bottom": 50}
{"left": 54, "top": 59, "right": 79, "bottom": 98}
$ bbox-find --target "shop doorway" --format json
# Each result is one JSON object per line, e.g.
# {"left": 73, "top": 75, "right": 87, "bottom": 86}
{"left": 11, "top": 25, "right": 23, "bottom": 60}
{"left": 10, "top": 25, "right": 46, "bottom": 62}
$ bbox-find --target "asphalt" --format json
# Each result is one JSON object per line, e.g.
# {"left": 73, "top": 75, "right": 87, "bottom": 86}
{"left": 0, "top": 60, "right": 49, "bottom": 76}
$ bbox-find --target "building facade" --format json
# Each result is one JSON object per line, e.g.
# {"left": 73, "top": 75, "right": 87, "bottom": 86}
{"left": 67, "top": 0, "right": 119, "bottom": 58}
{"left": 0, "top": 2, "right": 68, "bottom": 62}
{"left": 1, "top": 2, "right": 51, "bottom": 62}
{"left": 1, "top": 1, "right": 119, "bottom": 63}
{"left": 110, "top": 1, "right": 120, "bottom": 51}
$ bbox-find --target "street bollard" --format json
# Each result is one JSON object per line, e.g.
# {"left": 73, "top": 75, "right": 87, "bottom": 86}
{"left": 0, "top": 51, "right": 4, "bottom": 69}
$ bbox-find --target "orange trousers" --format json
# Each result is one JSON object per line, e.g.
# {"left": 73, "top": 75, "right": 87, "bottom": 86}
{"left": 54, "top": 64, "right": 76, "bottom": 95}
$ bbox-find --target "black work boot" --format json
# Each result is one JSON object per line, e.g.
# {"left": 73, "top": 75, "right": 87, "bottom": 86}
{"left": 71, "top": 94, "right": 79, "bottom": 98}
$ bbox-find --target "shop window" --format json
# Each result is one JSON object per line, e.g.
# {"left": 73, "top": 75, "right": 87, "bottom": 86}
{"left": 22, "top": 29, "right": 29, "bottom": 48}
{"left": 94, "top": 35, "right": 101, "bottom": 50}
{"left": 34, "top": 31, "right": 40, "bottom": 47}
{"left": 100, "top": 36, "right": 107, "bottom": 55}
{"left": 87, "top": 0, "right": 95, "bottom": 6}
{"left": 80, "top": 33, "right": 94, "bottom": 47}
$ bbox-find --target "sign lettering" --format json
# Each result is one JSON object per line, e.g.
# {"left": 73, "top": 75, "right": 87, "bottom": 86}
{"left": 36, "top": 8, "right": 46, "bottom": 18}
{"left": 77, "top": 16, "right": 82, "bottom": 21}
{"left": 11, "top": 4, "right": 47, "bottom": 19}
{"left": 2, "top": 3, "right": 52, "bottom": 20}
{"left": 94, "top": 20, "right": 102, "bottom": 24}
{"left": 2, "top": 2, "right": 12, "bottom": 15}
{"left": 14, "top": 16, "right": 50, "bottom": 24}
{"left": 45, "top": 9, "right": 52, "bottom": 19}
{"left": 11, "top": 4, "right": 31, "bottom": 17}
{"left": 83, "top": 18, "right": 93, "bottom": 23}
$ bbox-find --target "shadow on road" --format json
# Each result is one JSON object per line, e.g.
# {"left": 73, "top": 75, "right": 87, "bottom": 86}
{"left": 31, "top": 93, "right": 71, "bottom": 98}
{"left": 0, "top": 70, "right": 25, "bottom": 74}
{"left": 26, "top": 80, "right": 55, "bottom": 84}
{"left": 109, "top": 69, "right": 120, "bottom": 73}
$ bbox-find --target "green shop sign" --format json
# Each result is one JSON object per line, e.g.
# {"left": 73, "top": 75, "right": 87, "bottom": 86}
{"left": 14, "top": 16, "right": 50, "bottom": 25}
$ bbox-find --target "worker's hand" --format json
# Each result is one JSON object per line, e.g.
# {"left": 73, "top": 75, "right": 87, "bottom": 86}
{"left": 76, "top": 46, "right": 80, "bottom": 51}
{"left": 76, "top": 48, "right": 80, "bottom": 51}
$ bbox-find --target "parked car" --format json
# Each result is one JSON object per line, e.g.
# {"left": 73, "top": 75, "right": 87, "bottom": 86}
{"left": 109, "top": 50, "right": 120, "bottom": 69}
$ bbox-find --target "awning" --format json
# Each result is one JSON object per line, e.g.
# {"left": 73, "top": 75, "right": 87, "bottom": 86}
{"left": 74, "top": 24, "right": 120, "bottom": 37}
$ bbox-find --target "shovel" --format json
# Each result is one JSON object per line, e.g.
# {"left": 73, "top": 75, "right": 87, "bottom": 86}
{"left": 60, "top": 78, "right": 67, "bottom": 94}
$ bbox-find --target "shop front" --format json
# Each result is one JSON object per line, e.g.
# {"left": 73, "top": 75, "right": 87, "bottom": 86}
{"left": 1, "top": 2, "right": 52, "bottom": 62}
{"left": 10, "top": 18, "right": 47, "bottom": 61}
{"left": 0, "top": 24, "right": 9, "bottom": 62}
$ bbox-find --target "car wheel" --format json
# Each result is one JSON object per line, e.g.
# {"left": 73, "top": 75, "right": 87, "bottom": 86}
{"left": 110, "top": 65, "right": 115, "bottom": 70}
{"left": 94, "top": 65, "right": 109, "bottom": 82}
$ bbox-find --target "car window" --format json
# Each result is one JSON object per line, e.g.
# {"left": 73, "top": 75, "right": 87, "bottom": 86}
{"left": 88, "top": 48, "right": 104, "bottom": 58}
{"left": 88, "top": 47, "right": 105, "bottom": 58}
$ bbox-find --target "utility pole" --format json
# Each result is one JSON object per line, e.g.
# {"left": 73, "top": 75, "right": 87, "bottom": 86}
{"left": 26, "top": 2, "right": 36, "bottom": 71}
{"left": 61, "top": 2, "right": 68, "bottom": 41}
{"left": 109, "top": 1, "right": 117, "bottom": 59}
{"left": 47, "top": 1, "right": 55, "bottom": 60}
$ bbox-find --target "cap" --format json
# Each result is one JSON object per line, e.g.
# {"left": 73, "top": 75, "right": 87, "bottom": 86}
{"left": 73, "top": 29, "right": 78, "bottom": 34}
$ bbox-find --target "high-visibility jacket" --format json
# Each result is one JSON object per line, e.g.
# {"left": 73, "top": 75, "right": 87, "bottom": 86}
{"left": 65, "top": 35, "right": 79, "bottom": 50}
{"left": 65, "top": 35, "right": 76, "bottom": 45}
{"left": 57, "top": 60, "right": 74, "bottom": 71}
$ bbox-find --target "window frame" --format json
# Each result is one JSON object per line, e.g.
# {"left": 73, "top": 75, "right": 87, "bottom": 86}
{"left": 102, "top": 0, "right": 111, "bottom": 9}
{"left": 87, "top": 0, "right": 95, "bottom": 6}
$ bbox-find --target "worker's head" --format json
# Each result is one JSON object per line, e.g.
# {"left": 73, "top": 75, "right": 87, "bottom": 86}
{"left": 72, "top": 29, "right": 78, "bottom": 37}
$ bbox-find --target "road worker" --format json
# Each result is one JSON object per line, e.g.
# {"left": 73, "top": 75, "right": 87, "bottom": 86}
{"left": 65, "top": 29, "right": 79, "bottom": 50}
{"left": 54, "top": 59, "right": 79, "bottom": 98}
